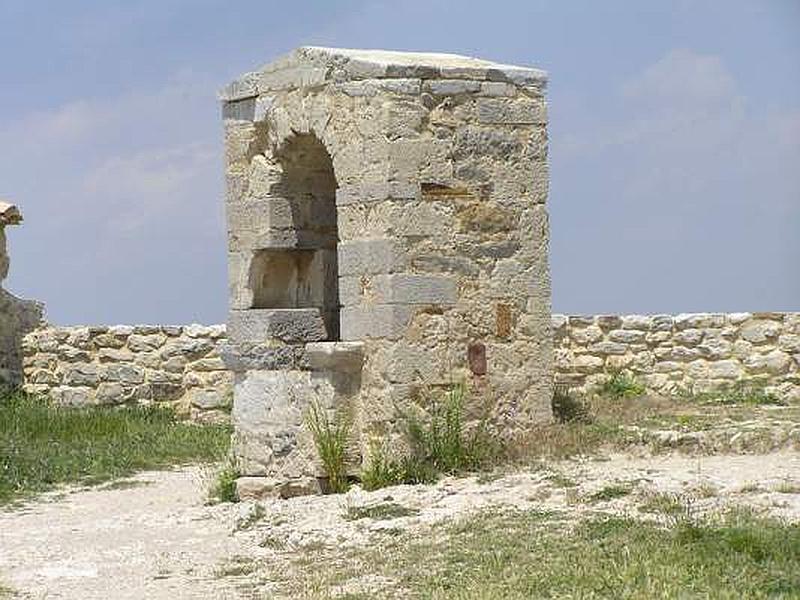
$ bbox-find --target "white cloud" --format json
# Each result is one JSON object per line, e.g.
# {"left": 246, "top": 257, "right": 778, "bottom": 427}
{"left": 556, "top": 49, "right": 800, "bottom": 208}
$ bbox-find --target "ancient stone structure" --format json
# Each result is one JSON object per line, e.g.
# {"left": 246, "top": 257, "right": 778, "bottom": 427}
{"left": 0, "top": 201, "right": 43, "bottom": 387}
{"left": 21, "top": 313, "right": 800, "bottom": 421}
{"left": 220, "top": 47, "right": 553, "bottom": 496}
{"left": 22, "top": 325, "right": 231, "bottom": 421}
{"left": 554, "top": 312, "right": 800, "bottom": 402}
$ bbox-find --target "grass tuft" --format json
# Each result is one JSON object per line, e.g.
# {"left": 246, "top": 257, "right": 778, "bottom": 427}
{"left": 681, "top": 378, "right": 783, "bottom": 406}
{"left": 0, "top": 389, "right": 231, "bottom": 505}
{"left": 343, "top": 501, "right": 419, "bottom": 521}
{"left": 599, "top": 369, "right": 646, "bottom": 399}
{"left": 305, "top": 401, "right": 351, "bottom": 494}
{"left": 361, "top": 383, "right": 496, "bottom": 490}
{"left": 551, "top": 384, "right": 591, "bottom": 423}
{"left": 208, "top": 462, "right": 240, "bottom": 504}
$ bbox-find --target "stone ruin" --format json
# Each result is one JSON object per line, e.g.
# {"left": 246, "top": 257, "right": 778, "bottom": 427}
{"left": 0, "top": 201, "right": 43, "bottom": 387}
{"left": 219, "top": 47, "right": 553, "bottom": 497}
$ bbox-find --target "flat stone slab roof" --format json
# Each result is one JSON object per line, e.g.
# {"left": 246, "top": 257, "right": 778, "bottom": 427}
{"left": 221, "top": 46, "right": 547, "bottom": 101}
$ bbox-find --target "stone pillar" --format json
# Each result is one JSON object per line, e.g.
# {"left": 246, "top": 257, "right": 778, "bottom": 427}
{"left": 0, "top": 201, "right": 43, "bottom": 387}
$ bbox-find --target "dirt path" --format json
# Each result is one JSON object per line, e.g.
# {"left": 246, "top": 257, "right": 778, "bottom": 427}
{"left": 0, "top": 468, "right": 258, "bottom": 599}
{"left": 2, "top": 453, "right": 799, "bottom": 599}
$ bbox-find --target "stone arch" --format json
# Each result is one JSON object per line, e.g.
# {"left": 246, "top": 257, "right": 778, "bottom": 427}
{"left": 247, "top": 131, "right": 341, "bottom": 340}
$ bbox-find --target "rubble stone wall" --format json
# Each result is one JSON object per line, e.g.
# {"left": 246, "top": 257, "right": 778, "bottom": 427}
{"left": 22, "top": 325, "right": 232, "bottom": 421}
{"left": 20, "top": 312, "right": 799, "bottom": 423}
{"left": 553, "top": 312, "right": 800, "bottom": 402}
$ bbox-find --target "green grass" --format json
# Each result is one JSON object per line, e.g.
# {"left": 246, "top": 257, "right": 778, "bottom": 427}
{"left": 0, "top": 389, "right": 231, "bottom": 505}
{"left": 305, "top": 401, "right": 351, "bottom": 494}
{"left": 293, "top": 509, "right": 800, "bottom": 599}
{"left": 682, "top": 378, "right": 784, "bottom": 406}
{"left": 588, "top": 481, "right": 636, "bottom": 502}
{"left": 208, "top": 462, "right": 240, "bottom": 504}
{"left": 361, "top": 383, "right": 497, "bottom": 491}
{"left": 343, "top": 501, "right": 419, "bottom": 521}
{"left": 598, "top": 370, "right": 646, "bottom": 399}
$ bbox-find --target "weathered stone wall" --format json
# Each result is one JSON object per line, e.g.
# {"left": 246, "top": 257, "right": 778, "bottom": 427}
{"left": 22, "top": 325, "right": 232, "bottom": 421}
{"left": 21, "top": 312, "right": 798, "bottom": 425}
{"left": 0, "top": 202, "right": 44, "bottom": 387}
{"left": 554, "top": 312, "right": 800, "bottom": 402}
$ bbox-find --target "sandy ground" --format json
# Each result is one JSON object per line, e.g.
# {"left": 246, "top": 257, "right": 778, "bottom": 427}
{"left": 1, "top": 452, "right": 799, "bottom": 599}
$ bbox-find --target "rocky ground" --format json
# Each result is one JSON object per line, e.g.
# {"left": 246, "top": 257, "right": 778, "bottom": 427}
{"left": 2, "top": 408, "right": 799, "bottom": 599}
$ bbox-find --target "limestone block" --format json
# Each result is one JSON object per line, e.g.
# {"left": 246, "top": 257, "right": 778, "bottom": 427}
{"left": 127, "top": 334, "right": 167, "bottom": 352}
{"left": 106, "top": 364, "right": 145, "bottom": 385}
{"left": 228, "top": 309, "right": 327, "bottom": 344}
{"left": 674, "top": 329, "right": 704, "bottom": 346}
{"left": 779, "top": 334, "right": 800, "bottom": 353}
{"left": 236, "top": 477, "right": 282, "bottom": 500}
{"left": 570, "top": 326, "right": 603, "bottom": 344}
{"left": 477, "top": 98, "right": 545, "bottom": 124}
{"left": 340, "top": 273, "right": 457, "bottom": 307}
{"left": 95, "top": 382, "right": 134, "bottom": 405}
{"left": 51, "top": 386, "right": 94, "bottom": 406}
{"left": 728, "top": 312, "right": 752, "bottom": 325}
{"left": 708, "top": 360, "right": 744, "bottom": 379}
{"left": 620, "top": 315, "right": 652, "bottom": 330}
{"left": 697, "top": 338, "right": 733, "bottom": 360}
{"left": 587, "top": 341, "right": 627, "bottom": 356}
{"left": 740, "top": 320, "right": 782, "bottom": 344}
{"left": 596, "top": 315, "right": 622, "bottom": 330}
{"left": 608, "top": 329, "right": 646, "bottom": 344}
{"left": 338, "top": 239, "right": 406, "bottom": 276}
{"left": 219, "top": 342, "right": 302, "bottom": 372}
{"left": 674, "top": 313, "right": 725, "bottom": 330}
{"left": 568, "top": 315, "right": 595, "bottom": 327}
{"left": 305, "top": 342, "right": 364, "bottom": 373}
{"left": 423, "top": 79, "right": 481, "bottom": 95}
{"left": 98, "top": 348, "right": 134, "bottom": 362}
{"left": 188, "top": 388, "right": 229, "bottom": 410}
{"left": 340, "top": 304, "right": 414, "bottom": 341}
{"left": 744, "top": 350, "right": 792, "bottom": 375}
{"left": 63, "top": 364, "right": 103, "bottom": 386}
{"left": 572, "top": 355, "right": 604, "bottom": 373}
{"left": 479, "top": 82, "right": 516, "bottom": 97}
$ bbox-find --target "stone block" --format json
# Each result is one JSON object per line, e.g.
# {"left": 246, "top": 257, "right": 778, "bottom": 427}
{"left": 106, "top": 364, "right": 145, "bottom": 385}
{"left": 340, "top": 305, "right": 414, "bottom": 341}
{"left": 608, "top": 329, "right": 646, "bottom": 344}
{"left": 219, "top": 342, "right": 302, "bottom": 372}
{"left": 620, "top": 315, "right": 652, "bottom": 330}
{"left": 228, "top": 309, "right": 327, "bottom": 344}
{"left": 423, "top": 79, "right": 481, "bottom": 95}
{"left": 674, "top": 313, "right": 725, "bottom": 330}
{"left": 338, "top": 239, "right": 406, "bottom": 276}
{"left": 744, "top": 350, "right": 792, "bottom": 375}
{"left": 63, "top": 364, "right": 103, "bottom": 386}
{"left": 188, "top": 388, "right": 229, "bottom": 410}
{"left": 236, "top": 477, "right": 282, "bottom": 500}
{"left": 740, "top": 320, "right": 781, "bottom": 344}
{"left": 477, "top": 98, "right": 546, "bottom": 124}
{"left": 305, "top": 342, "right": 365, "bottom": 373}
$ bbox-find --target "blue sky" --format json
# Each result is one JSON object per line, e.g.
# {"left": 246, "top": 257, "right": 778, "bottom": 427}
{"left": 1, "top": 0, "right": 798, "bottom": 325}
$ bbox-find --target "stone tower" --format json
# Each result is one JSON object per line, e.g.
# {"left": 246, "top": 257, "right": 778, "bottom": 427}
{"left": 220, "top": 47, "right": 552, "bottom": 497}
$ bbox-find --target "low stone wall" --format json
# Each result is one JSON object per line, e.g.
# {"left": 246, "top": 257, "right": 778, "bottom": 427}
{"left": 20, "top": 312, "right": 800, "bottom": 417}
{"left": 553, "top": 312, "right": 800, "bottom": 402}
{"left": 22, "top": 325, "right": 232, "bottom": 421}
